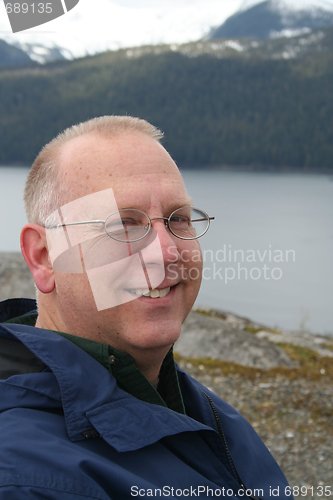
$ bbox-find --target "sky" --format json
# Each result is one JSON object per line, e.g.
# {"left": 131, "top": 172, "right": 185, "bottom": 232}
{"left": 1, "top": 0, "right": 333, "bottom": 57}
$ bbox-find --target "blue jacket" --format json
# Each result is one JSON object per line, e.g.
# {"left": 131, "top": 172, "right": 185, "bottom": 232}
{"left": 0, "top": 299, "right": 292, "bottom": 499}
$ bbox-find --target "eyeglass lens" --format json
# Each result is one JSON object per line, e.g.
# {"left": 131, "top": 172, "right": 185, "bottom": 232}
{"left": 105, "top": 207, "right": 210, "bottom": 242}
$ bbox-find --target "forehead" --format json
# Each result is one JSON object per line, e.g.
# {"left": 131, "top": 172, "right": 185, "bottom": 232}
{"left": 57, "top": 131, "right": 189, "bottom": 208}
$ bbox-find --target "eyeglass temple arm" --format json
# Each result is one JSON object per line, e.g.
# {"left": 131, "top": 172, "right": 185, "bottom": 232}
{"left": 150, "top": 216, "right": 215, "bottom": 222}
{"left": 45, "top": 220, "right": 105, "bottom": 229}
{"left": 192, "top": 217, "right": 215, "bottom": 222}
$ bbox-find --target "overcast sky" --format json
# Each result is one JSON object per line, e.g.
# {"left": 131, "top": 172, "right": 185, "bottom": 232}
{"left": 1, "top": 0, "right": 333, "bottom": 56}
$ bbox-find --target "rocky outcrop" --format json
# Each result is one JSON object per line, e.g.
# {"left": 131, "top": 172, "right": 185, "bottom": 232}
{"left": 178, "top": 311, "right": 294, "bottom": 369}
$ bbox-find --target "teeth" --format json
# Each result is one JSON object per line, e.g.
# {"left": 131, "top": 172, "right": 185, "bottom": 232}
{"left": 158, "top": 287, "right": 170, "bottom": 298}
{"left": 129, "top": 287, "right": 171, "bottom": 298}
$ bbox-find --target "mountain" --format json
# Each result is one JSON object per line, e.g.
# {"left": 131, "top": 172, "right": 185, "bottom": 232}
{"left": 0, "top": 28, "right": 332, "bottom": 171}
{"left": 208, "top": 0, "right": 333, "bottom": 40}
{"left": 9, "top": 41, "right": 74, "bottom": 64}
{"left": 0, "top": 39, "right": 35, "bottom": 68}
{"left": 0, "top": 38, "right": 75, "bottom": 65}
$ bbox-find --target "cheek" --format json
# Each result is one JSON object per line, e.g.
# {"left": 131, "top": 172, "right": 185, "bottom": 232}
{"left": 54, "top": 273, "right": 95, "bottom": 309}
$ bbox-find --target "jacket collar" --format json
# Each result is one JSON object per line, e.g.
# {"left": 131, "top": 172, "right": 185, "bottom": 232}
{"left": 2, "top": 299, "right": 186, "bottom": 414}
{"left": 0, "top": 322, "right": 213, "bottom": 451}
{"left": 0, "top": 298, "right": 36, "bottom": 323}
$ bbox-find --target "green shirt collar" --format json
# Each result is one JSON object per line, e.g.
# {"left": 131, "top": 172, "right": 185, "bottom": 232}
{"left": 6, "top": 310, "right": 185, "bottom": 414}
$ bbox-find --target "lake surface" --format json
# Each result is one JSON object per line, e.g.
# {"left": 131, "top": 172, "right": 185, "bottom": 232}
{"left": 1, "top": 166, "right": 332, "bottom": 334}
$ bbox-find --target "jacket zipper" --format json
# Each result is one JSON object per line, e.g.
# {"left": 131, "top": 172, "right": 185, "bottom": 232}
{"left": 204, "top": 393, "right": 262, "bottom": 500}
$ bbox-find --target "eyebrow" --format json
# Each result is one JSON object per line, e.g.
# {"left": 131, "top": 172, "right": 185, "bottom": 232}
{"left": 117, "top": 199, "right": 194, "bottom": 213}
{"left": 166, "top": 199, "right": 193, "bottom": 211}
{"left": 170, "top": 196, "right": 193, "bottom": 209}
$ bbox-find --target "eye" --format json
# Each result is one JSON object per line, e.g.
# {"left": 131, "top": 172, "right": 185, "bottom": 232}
{"left": 105, "top": 217, "right": 127, "bottom": 236}
{"left": 167, "top": 207, "right": 210, "bottom": 239}
{"left": 104, "top": 209, "right": 151, "bottom": 242}
{"left": 121, "top": 217, "right": 141, "bottom": 226}
{"left": 169, "top": 214, "right": 190, "bottom": 226}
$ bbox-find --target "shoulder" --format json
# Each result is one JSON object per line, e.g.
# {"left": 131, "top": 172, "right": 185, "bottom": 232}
{"left": 176, "top": 364, "right": 239, "bottom": 417}
{"left": 176, "top": 365, "right": 291, "bottom": 496}
{"left": 176, "top": 365, "right": 259, "bottom": 446}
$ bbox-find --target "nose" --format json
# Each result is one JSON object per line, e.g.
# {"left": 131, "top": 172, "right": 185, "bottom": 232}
{"left": 150, "top": 219, "right": 180, "bottom": 264}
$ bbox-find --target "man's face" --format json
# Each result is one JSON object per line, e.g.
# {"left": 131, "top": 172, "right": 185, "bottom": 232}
{"left": 51, "top": 131, "right": 202, "bottom": 357}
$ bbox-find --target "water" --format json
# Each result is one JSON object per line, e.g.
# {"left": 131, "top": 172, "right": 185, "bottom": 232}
{"left": 1, "top": 166, "right": 332, "bottom": 334}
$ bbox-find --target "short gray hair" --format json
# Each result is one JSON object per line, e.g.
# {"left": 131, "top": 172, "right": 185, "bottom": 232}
{"left": 24, "top": 115, "right": 164, "bottom": 225}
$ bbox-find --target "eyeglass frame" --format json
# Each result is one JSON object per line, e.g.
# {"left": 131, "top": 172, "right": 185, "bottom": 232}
{"left": 45, "top": 206, "right": 215, "bottom": 242}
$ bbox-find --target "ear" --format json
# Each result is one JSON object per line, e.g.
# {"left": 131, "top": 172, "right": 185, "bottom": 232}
{"left": 20, "top": 224, "right": 55, "bottom": 294}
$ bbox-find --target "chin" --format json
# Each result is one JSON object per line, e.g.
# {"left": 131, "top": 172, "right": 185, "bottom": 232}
{"left": 134, "top": 319, "right": 182, "bottom": 350}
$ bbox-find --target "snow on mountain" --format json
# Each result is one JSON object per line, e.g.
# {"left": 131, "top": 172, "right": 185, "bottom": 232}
{"left": 272, "top": 0, "right": 333, "bottom": 12}
{"left": 239, "top": 0, "right": 333, "bottom": 12}
{"left": 272, "top": 0, "right": 333, "bottom": 30}
{"left": 208, "top": 0, "right": 333, "bottom": 40}
{"left": 1, "top": 0, "right": 332, "bottom": 63}
{"left": 14, "top": 42, "right": 74, "bottom": 64}
{"left": 2, "top": 38, "right": 75, "bottom": 64}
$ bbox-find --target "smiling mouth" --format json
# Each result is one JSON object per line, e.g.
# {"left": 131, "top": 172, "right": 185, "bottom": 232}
{"left": 127, "top": 286, "right": 172, "bottom": 298}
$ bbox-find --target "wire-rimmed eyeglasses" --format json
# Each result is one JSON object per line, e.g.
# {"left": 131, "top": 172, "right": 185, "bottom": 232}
{"left": 46, "top": 206, "right": 215, "bottom": 243}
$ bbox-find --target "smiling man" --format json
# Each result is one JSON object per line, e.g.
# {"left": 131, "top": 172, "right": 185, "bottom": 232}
{"left": 0, "top": 116, "right": 292, "bottom": 499}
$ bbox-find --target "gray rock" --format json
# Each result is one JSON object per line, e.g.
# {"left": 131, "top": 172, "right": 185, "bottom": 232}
{"left": 177, "top": 311, "right": 295, "bottom": 369}
{"left": 0, "top": 252, "right": 35, "bottom": 300}
{"left": 256, "top": 329, "right": 333, "bottom": 358}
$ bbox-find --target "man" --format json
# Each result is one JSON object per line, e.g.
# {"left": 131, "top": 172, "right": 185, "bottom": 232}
{"left": 0, "top": 116, "right": 292, "bottom": 499}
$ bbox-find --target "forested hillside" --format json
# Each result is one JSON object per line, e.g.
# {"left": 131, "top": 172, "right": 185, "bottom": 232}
{"left": 1, "top": 29, "right": 333, "bottom": 170}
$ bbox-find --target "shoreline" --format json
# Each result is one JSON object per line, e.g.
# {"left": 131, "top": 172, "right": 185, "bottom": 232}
{"left": 2, "top": 164, "right": 333, "bottom": 174}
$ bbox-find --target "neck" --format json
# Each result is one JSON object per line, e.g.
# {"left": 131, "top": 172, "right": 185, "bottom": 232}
{"left": 131, "top": 350, "right": 168, "bottom": 385}
{"left": 35, "top": 304, "right": 62, "bottom": 332}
